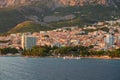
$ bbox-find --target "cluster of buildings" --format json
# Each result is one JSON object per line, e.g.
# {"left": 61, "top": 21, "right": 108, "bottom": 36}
{"left": 0, "top": 19, "right": 120, "bottom": 51}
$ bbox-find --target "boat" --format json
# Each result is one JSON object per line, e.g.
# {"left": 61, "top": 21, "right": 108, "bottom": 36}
{"left": 63, "top": 56, "right": 81, "bottom": 60}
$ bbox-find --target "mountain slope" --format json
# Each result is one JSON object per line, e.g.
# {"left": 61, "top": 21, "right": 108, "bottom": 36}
{"left": 0, "top": 0, "right": 119, "bottom": 33}
{"left": 0, "top": 0, "right": 120, "bottom": 8}
{"left": 0, "top": 8, "right": 25, "bottom": 33}
{"left": 8, "top": 21, "right": 52, "bottom": 33}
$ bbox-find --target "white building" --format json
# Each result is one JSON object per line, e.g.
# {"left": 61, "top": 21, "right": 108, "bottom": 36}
{"left": 104, "top": 34, "right": 114, "bottom": 48}
{"left": 22, "top": 35, "right": 36, "bottom": 49}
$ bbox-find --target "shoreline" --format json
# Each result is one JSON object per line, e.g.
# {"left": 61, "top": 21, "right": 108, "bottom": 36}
{"left": 0, "top": 54, "right": 120, "bottom": 60}
{"left": 61, "top": 56, "right": 120, "bottom": 60}
{"left": 80, "top": 56, "right": 120, "bottom": 60}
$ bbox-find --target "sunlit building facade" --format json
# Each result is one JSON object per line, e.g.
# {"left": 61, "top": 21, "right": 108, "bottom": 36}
{"left": 22, "top": 35, "right": 36, "bottom": 49}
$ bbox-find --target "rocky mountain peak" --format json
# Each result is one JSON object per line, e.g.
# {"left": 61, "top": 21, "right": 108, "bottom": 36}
{"left": 0, "top": 0, "right": 119, "bottom": 8}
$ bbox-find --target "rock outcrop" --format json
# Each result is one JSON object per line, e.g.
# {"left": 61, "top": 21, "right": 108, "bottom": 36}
{"left": 0, "top": 0, "right": 119, "bottom": 8}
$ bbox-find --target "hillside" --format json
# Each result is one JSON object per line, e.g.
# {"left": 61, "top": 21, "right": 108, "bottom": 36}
{"left": 0, "top": 8, "right": 25, "bottom": 33}
{"left": 0, "top": 0, "right": 120, "bottom": 8}
{"left": 0, "top": 0, "right": 119, "bottom": 33}
{"left": 49, "top": 5, "right": 120, "bottom": 27}
{"left": 7, "top": 21, "right": 52, "bottom": 33}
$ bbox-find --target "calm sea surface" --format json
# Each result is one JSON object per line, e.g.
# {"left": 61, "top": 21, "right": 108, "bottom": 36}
{"left": 0, "top": 57, "right": 120, "bottom": 80}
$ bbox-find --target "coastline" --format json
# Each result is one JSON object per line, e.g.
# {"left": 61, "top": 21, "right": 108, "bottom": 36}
{"left": 0, "top": 54, "right": 120, "bottom": 60}
{"left": 22, "top": 55, "right": 120, "bottom": 60}
{"left": 80, "top": 56, "right": 120, "bottom": 60}
{"left": 0, "top": 54, "right": 21, "bottom": 57}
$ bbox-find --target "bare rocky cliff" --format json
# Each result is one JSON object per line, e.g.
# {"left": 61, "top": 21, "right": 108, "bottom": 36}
{"left": 0, "top": 0, "right": 119, "bottom": 8}
{"left": 0, "top": 0, "right": 31, "bottom": 8}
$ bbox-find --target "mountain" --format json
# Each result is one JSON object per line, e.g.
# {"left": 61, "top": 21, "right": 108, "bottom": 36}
{"left": 0, "top": 0, "right": 120, "bottom": 33}
{"left": 0, "top": 0, "right": 120, "bottom": 8}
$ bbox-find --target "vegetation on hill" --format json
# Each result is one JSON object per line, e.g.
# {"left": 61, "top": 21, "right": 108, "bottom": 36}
{"left": 8, "top": 21, "right": 52, "bottom": 33}
{"left": 0, "top": 8, "right": 25, "bottom": 33}
{"left": 49, "top": 5, "right": 120, "bottom": 27}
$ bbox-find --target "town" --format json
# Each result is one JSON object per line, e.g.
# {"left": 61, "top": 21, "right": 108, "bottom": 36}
{"left": 0, "top": 19, "right": 120, "bottom": 55}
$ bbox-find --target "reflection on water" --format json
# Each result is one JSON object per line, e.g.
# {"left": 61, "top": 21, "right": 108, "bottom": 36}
{"left": 0, "top": 57, "right": 120, "bottom": 80}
